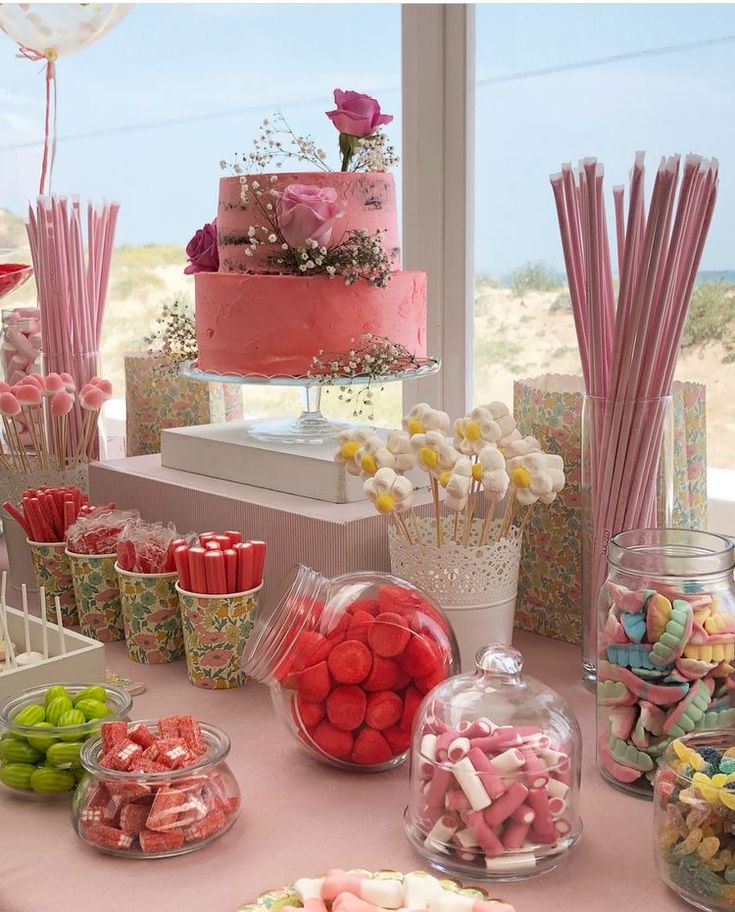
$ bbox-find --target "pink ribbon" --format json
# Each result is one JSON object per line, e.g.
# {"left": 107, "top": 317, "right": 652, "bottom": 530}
{"left": 17, "top": 46, "right": 57, "bottom": 196}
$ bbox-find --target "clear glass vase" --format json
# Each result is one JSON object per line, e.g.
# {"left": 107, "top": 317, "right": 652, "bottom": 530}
{"left": 581, "top": 395, "right": 674, "bottom": 686}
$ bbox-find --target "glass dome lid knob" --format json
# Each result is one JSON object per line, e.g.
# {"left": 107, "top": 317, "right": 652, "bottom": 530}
{"left": 475, "top": 643, "right": 524, "bottom": 677}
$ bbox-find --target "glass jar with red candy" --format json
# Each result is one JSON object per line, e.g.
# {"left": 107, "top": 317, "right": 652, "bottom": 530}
{"left": 242, "top": 566, "right": 460, "bottom": 771}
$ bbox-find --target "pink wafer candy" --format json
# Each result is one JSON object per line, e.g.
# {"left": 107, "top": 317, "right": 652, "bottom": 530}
{"left": 484, "top": 781, "right": 529, "bottom": 827}
{"left": 463, "top": 810, "right": 504, "bottom": 858}
{"left": 14, "top": 384, "right": 41, "bottom": 405}
{"left": 428, "top": 894, "right": 515, "bottom": 912}
{"left": 59, "top": 372, "right": 76, "bottom": 392}
{"left": 80, "top": 386, "right": 105, "bottom": 410}
{"left": 0, "top": 392, "right": 21, "bottom": 417}
{"left": 467, "top": 746, "right": 507, "bottom": 799}
{"left": 43, "top": 373, "right": 65, "bottom": 395}
{"left": 321, "top": 871, "right": 404, "bottom": 907}
{"left": 51, "top": 390, "right": 74, "bottom": 417}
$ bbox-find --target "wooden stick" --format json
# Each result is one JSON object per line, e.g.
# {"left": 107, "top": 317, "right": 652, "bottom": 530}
{"left": 497, "top": 492, "right": 517, "bottom": 541}
{"left": 519, "top": 504, "right": 534, "bottom": 536}
{"left": 396, "top": 512, "right": 413, "bottom": 545}
{"left": 453, "top": 511, "right": 461, "bottom": 543}
{"left": 430, "top": 476, "right": 443, "bottom": 547}
{"left": 479, "top": 496, "right": 497, "bottom": 546}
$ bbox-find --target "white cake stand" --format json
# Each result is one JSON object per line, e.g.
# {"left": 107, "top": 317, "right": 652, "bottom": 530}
{"left": 180, "top": 359, "right": 440, "bottom": 445}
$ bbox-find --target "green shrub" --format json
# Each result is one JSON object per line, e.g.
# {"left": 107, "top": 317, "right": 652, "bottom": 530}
{"left": 682, "top": 281, "right": 735, "bottom": 362}
{"left": 511, "top": 262, "right": 564, "bottom": 297}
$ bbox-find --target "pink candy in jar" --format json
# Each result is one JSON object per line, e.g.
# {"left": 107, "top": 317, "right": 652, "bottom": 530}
{"left": 404, "top": 643, "right": 582, "bottom": 880}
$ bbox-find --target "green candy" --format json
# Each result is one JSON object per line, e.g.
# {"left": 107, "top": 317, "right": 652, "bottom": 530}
{"left": 45, "top": 696, "right": 73, "bottom": 726}
{"left": 45, "top": 741, "right": 83, "bottom": 768}
{"left": 30, "top": 766, "right": 75, "bottom": 793}
{"left": 26, "top": 722, "right": 58, "bottom": 754}
{"left": 44, "top": 685, "right": 71, "bottom": 707}
{"left": 74, "top": 698, "right": 111, "bottom": 721}
{"left": 57, "top": 709, "right": 86, "bottom": 741}
{"left": 72, "top": 685, "right": 107, "bottom": 706}
{"left": 0, "top": 737, "right": 43, "bottom": 765}
{"left": 0, "top": 762, "right": 36, "bottom": 790}
{"left": 13, "top": 704, "right": 45, "bottom": 727}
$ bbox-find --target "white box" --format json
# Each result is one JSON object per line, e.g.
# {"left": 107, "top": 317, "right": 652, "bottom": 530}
{"left": 1, "top": 606, "right": 106, "bottom": 699}
{"left": 160, "top": 422, "right": 423, "bottom": 504}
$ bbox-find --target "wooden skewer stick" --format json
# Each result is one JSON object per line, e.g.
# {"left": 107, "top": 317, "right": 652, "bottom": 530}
{"left": 395, "top": 512, "right": 413, "bottom": 544}
{"left": 479, "top": 496, "right": 498, "bottom": 546}
{"left": 430, "top": 476, "right": 443, "bottom": 547}
{"left": 497, "top": 490, "right": 518, "bottom": 541}
{"left": 453, "top": 511, "right": 461, "bottom": 543}
{"left": 518, "top": 504, "right": 534, "bottom": 537}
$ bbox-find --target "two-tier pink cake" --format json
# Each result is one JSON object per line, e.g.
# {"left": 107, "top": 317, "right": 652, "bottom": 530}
{"left": 194, "top": 171, "right": 427, "bottom": 377}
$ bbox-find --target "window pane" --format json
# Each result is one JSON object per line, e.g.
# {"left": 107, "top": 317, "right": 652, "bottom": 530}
{"left": 474, "top": 4, "right": 735, "bottom": 473}
{"left": 0, "top": 3, "right": 402, "bottom": 427}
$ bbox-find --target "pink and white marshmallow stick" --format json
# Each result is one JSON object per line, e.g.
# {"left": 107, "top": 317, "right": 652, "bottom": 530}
{"left": 488, "top": 747, "right": 525, "bottom": 775}
{"left": 425, "top": 815, "right": 459, "bottom": 850}
{"left": 502, "top": 818, "right": 532, "bottom": 850}
{"left": 321, "top": 872, "right": 404, "bottom": 908}
{"left": 484, "top": 781, "right": 529, "bottom": 827}
{"left": 467, "top": 747, "right": 507, "bottom": 800}
{"left": 520, "top": 746, "right": 549, "bottom": 790}
{"left": 428, "top": 886, "right": 515, "bottom": 912}
{"left": 451, "top": 756, "right": 492, "bottom": 811}
{"left": 332, "top": 895, "right": 390, "bottom": 912}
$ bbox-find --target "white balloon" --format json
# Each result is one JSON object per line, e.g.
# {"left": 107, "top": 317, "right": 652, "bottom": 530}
{"left": 0, "top": 3, "right": 131, "bottom": 59}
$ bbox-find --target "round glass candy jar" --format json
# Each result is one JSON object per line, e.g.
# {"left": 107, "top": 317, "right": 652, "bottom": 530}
{"left": 72, "top": 720, "right": 240, "bottom": 858}
{"left": 0, "top": 683, "right": 132, "bottom": 798}
{"left": 404, "top": 643, "right": 582, "bottom": 881}
{"left": 597, "top": 529, "right": 735, "bottom": 798}
{"left": 653, "top": 731, "right": 735, "bottom": 911}
{"left": 242, "top": 566, "right": 460, "bottom": 772}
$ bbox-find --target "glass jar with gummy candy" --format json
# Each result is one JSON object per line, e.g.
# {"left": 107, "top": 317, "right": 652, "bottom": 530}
{"left": 597, "top": 529, "right": 735, "bottom": 798}
{"left": 72, "top": 718, "right": 240, "bottom": 858}
{"left": 0, "top": 682, "right": 132, "bottom": 799}
{"left": 404, "top": 643, "right": 582, "bottom": 880}
{"left": 653, "top": 730, "right": 735, "bottom": 912}
{"left": 241, "top": 565, "right": 460, "bottom": 771}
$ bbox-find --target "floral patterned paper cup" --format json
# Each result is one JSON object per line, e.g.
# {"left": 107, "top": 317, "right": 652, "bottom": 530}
{"left": 28, "top": 539, "right": 79, "bottom": 626}
{"left": 115, "top": 564, "right": 184, "bottom": 664}
{"left": 176, "top": 583, "right": 262, "bottom": 689}
{"left": 66, "top": 550, "right": 124, "bottom": 643}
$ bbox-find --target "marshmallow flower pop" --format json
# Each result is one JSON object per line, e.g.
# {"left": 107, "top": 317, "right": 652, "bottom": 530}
{"left": 363, "top": 467, "right": 414, "bottom": 542}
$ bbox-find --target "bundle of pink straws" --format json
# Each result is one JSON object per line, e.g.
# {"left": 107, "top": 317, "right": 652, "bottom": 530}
{"left": 25, "top": 196, "right": 118, "bottom": 458}
{"left": 551, "top": 153, "right": 718, "bottom": 649}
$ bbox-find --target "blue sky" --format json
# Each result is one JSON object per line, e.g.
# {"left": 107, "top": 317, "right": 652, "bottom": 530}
{"left": 0, "top": 3, "right": 732, "bottom": 275}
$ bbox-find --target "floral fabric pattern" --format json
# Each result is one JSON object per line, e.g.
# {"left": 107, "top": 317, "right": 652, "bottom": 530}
{"left": 512, "top": 376, "right": 707, "bottom": 645}
{"left": 117, "top": 567, "right": 184, "bottom": 664}
{"left": 124, "top": 352, "right": 243, "bottom": 457}
{"left": 177, "top": 586, "right": 260, "bottom": 689}
{"left": 29, "top": 541, "right": 79, "bottom": 626}
{"left": 67, "top": 552, "right": 124, "bottom": 643}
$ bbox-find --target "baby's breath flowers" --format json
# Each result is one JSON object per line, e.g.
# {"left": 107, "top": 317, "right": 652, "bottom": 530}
{"left": 310, "top": 334, "right": 431, "bottom": 421}
{"left": 144, "top": 298, "right": 198, "bottom": 377}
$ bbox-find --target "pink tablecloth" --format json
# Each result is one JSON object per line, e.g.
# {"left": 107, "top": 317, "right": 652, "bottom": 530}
{"left": 0, "top": 630, "right": 680, "bottom": 912}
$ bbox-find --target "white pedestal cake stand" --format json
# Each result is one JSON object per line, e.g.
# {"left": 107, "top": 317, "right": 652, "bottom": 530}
{"left": 180, "top": 360, "right": 440, "bottom": 445}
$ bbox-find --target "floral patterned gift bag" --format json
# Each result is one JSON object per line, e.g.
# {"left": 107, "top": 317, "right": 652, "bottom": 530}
{"left": 513, "top": 374, "right": 707, "bottom": 645}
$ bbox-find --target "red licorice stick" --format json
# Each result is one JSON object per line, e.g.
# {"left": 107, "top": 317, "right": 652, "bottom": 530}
{"left": 188, "top": 547, "right": 207, "bottom": 594}
{"left": 43, "top": 492, "right": 63, "bottom": 539}
{"left": 199, "top": 532, "right": 216, "bottom": 546}
{"left": 2, "top": 501, "right": 31, "bottom": 539}
{"left": 173, "top": 545, "right": 191, "bottom": 591}
{"left": 235, "top": 542, "right": 254, "bottom": 592}
{"left": 204, "top": 540, "right": 221, "bottom": 551}
{"left": 204, "top": 550, "right": 227, "bottom": 595}
{"left": 213, "top": 534, "right": 231, "bottom": 550}
{"left": 24, "top": 497, "right": 51, "bottom": 542}
{"left": 36, "top": 494, "right": 57, "bottom": 540}
{"left": 223, "top": 549, "right": 237, "bottom": 593}
{"left": 250, "top": 540, "right": 267, "bottom": 587}
{"left": 63, "top": 498, "right": 76, "bottom": 535}
{"left": 224, "top": 531, "right": 242, "bottom": 546}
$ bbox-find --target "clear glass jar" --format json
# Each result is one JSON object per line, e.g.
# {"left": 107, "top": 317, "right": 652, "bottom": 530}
{"left": 72, "top": 719, "right": 240, "bottom": 858}
{"left": 0, "top": 683, "right": 132, "bottom": 798}
{"left": 242, "top": 566, "right": 460, "bottom": 772}
{"left": 654, "top": 730, "right": 735, "bottom": 911}
{"left": 404, "top": 643, "right": 582, "bottom": 881}
{"left": 597, "top": 529, "right": 735, "bottom": 798}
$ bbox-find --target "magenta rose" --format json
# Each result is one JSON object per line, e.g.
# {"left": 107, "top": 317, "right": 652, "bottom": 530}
{"left": 184, "top": 220, "right": 218, "bottom": 274}
{"left": 276, "top": 184, "right": 343, "bottom": 249}
{"left": 326, "top": 89, "right": 393, "bottom": 137}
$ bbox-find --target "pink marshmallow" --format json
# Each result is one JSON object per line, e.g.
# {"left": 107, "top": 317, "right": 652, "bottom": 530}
{"left": 91, "top": 376, "right": 113, "bottom": 397}
{"left": 321, "top": 872, "right": 403, "bottom": 908}
{"left": 51, "top": 390, "right": 74, "bottom": 417}
{"left": 43, "top": 373, "right": 65, "bottom": 395}
{"left": 463, "top": 810, "right": 504, "bottom": 858}
{"left": 467, "top": 747, "right": 507, "bottom": 800}
{"left": 457, "top": 718, "right": 495, "bottom": 738}
{"left": 446, "top": 737, "right": 471, "bottom": 762}
{"left": 520, "top": 746, "right": 549, "bottom": 790}
{"left": 15, "top": 384, "right": 42, "bottom": 406}
{"left": 59, "top": 372, "right": 76, "bottom": 392}
{"left": 80, "top": 387, "right": 105, "bottom": 410}
{"left": 18, "top": 374, "right": 43, "bottom": 389}
{"left": 502, "top": 818, "right": 531, "bottom": 850}
{"left": 483, "top": 781, "right": 529, "bottom": 827}
{"left": 0, "top": 392, "right": 20, "bottom": 417}
{"left": 471, "top": 728, "right": 522, "bottom": 753}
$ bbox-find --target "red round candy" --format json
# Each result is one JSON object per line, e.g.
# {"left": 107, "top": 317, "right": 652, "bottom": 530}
{"left": 377, "top": 584, "right": 421, "bottom": 618}
{"left": 383, "top": 725, "right": 412, "bottom": 754}
{"left": 351, "top": 728, "right": 393, "bottom": 765}
{"left": 291, "top": 631, "right": 332, "bottom": 672}
{"left": 346, "top": 610, "right": 375, "bottom": 645}
{"left": 365, "top": 691, "right": 403, "bottom": 730}
{"left": 367, "top": 612, "right": 411, "bottom": 658}
{"left": 414, "top": 666, "right": 446, "bottom": 694}
{"left": 327, "top": 639, "right": 372, "bottom": 684}
{"left": 297, "top": 660, "right": 331, "bottom": 703}
{"left": 362, "top": 655, "right": 400, "bottom": 692}
{"left": 400, "top": 633, "right": 441, "bottom": 677}
{"left": 400, "top": 686, "right": 424, "bottom": 732}
{"left": 326, "top": 685, "right": 367, "bottom": 731}
{"left": 347, "top": 597, "right": 378, "bottom": 616}
{"left": 295, "top": 695, "right": 325, "bottom": 730}
{"left": 313, "top": 722, "right": 354, "bottom": 759}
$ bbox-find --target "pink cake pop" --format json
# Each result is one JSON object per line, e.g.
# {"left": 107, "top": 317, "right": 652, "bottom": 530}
{"left": 59, "top": 372, "right": 76, "bottom": 393}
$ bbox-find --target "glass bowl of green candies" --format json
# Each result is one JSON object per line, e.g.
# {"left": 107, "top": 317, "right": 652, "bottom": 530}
{"left": 0, "top": 683, "right": 133, "bottom": 799}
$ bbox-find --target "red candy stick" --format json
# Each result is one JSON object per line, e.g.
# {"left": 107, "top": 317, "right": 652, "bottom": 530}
{"left": 199, "top": 532, "right": 216, "bottom": 546}
{"left": 188, "top": 547, "right": 207, "bottom": 593}
{"left": 223, "top": 549, "right": 237, "bottom": 593}
{"left": 250, "top": 540, "right": 266, "bottom": 586}
{"left": 235, "top": 542, "right": 254, "bottom": 592}
{"left": 204, "top": 540, "right": 221, "bottom": 551}
{"left": 224, "top": 531, "right": 242, "bottom": 546}
{"left": 205, "top": 550, "right": 227, "bottom": 595}
{"left": 213, "top": 534, "right": 231, "bottom": 549}
{"left": 2, "top": 501, "right": 31, "bottom": 539}
{"left": 63, "top": 498, "right": 76, "bottom": 534}
{"left": 174, "top": 546, "right": 191, "bottom": 589}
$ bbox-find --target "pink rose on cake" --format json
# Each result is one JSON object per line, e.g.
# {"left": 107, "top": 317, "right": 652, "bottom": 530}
{"left": 184, "top": 219, "right": 219, "bottom": 274}
{"left": 326, "top": 89, "right": 393, "bottom": 137}
{"left": 276, "top": 184, "right": 344, "bottom": 249}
